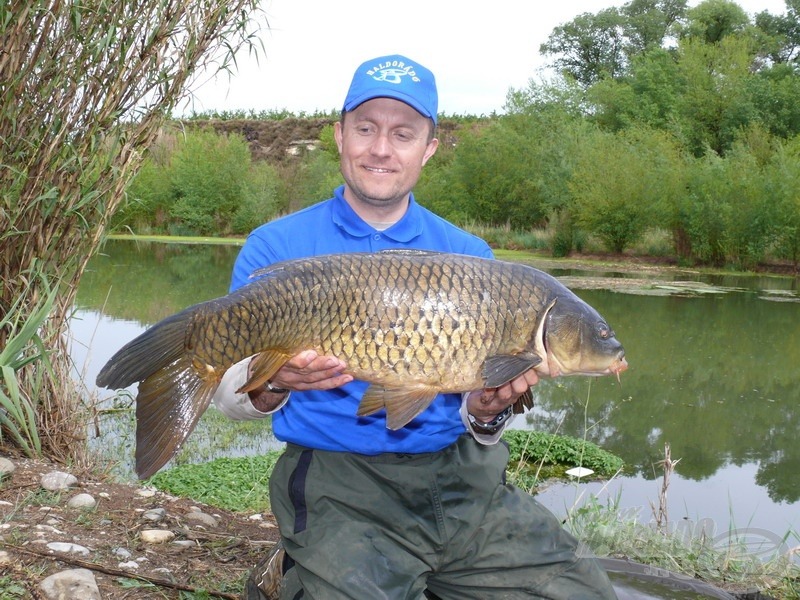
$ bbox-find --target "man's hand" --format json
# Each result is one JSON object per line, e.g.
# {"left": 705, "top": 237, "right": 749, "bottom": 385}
{"left": 246, "top": 350, "right": 352, "bottom": 413}
{"left": 466, "top": 369, "right": 539, "bottom": 422}
{"left": 267, "top": 350, "right": 352, "bottom": 391}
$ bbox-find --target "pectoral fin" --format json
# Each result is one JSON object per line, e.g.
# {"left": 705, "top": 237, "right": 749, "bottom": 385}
{"left": 358, "top": 385, "right": 439, "bottom": 430}
{"left": 237, "top": 350, "right": 294, "bottom": 394}
{"left": 482, "top": 353, "right": 542, "bottom": 388}
{"left": 512, "top": 389, "right": 534, "bottom": 413}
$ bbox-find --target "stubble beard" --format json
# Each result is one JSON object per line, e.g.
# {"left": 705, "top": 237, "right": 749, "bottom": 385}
{"left": 345, "top": 175, "right": 410, "bottom": 213}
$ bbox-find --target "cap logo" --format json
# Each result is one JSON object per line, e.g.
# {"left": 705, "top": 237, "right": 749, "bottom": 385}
{"left": 366, "top": 60, "right": 421, "bottom": 85}
{"left": 344, "top": 54, "right": 437, "bottom": 123}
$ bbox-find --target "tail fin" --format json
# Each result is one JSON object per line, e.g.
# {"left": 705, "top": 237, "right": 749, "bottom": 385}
{"left": 95, "top": 307, "right": 216, "bottom": 479}
{"left": 96, "top": 309, "right": 192, "bottom": 389}
{"left": 135, "top": 355, "right": 217, "bottom": 479}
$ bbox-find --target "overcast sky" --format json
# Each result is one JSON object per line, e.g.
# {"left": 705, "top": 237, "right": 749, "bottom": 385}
{"left": 179, "top": 0, "right": 789, "bottom": 117}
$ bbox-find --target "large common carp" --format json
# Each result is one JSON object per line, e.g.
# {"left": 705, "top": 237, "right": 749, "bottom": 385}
{"left": 97, "top": 250, "right": 627, "bottom": 479}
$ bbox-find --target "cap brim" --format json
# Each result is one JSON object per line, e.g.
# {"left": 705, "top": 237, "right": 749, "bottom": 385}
{"left": 343, "top": 90, "right": 434, "bottom": 121}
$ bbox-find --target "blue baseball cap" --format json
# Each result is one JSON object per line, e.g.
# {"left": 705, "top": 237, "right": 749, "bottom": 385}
{"left": 343, "top": 54, "right": 438, "bottom": 125}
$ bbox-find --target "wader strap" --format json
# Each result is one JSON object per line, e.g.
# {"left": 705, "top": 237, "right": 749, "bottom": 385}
{"left": 288, "top": 449, "right": 314, "bottom": 533}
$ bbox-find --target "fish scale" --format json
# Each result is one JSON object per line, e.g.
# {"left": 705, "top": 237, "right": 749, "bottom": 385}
{"left": 96, "top": 250, "right": 627, "bottom": 479}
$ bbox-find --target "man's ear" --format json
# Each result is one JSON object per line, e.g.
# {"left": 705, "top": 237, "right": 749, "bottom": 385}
{"left": 421, "top": 137, "right": 439, "bottom": 166}
{"left": 333, "top": 120, "right": 344, "bottom": 154}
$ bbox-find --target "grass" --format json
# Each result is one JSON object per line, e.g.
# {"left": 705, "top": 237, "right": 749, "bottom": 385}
{"left": 504, "top": 429, "right": 624, "bottom": 493}
{"left": 566, "top": 492, "right": 800, "bottom": 598}
{"left": 146, "top": 437, "right": 799, "bottom": 596}
{"left": 146, "top": 430, "right": 624, "bottom": 513}
{"left": 148, "top": 452, "right": 281, "bottom": 512}
{"left": 0, "top": 575, "right": 29, "bottom": 599}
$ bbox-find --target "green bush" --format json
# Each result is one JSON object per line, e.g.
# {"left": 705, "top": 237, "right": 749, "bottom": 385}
{"left": 231, "top": 161, "right": 282, "bottom": 234}
{"left": 570, "top": 126, "right": 681, "bottom": 253}
{"left": 503, "top": 429, "right": 624, "bottom": 491}
{"left": 170, "top": 129, "right": 256, "bottom": 235}
{"left": 149, "top": 452, "right": 281, "bottom": 512}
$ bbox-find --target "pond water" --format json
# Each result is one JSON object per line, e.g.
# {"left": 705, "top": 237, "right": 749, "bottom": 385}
{"left": 70, "top": 240, "right": 800, "bottom": 549}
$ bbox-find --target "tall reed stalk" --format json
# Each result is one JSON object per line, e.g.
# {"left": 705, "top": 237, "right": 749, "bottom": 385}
{"left": 0, "top": 0, "right": 264, "bottom": 463}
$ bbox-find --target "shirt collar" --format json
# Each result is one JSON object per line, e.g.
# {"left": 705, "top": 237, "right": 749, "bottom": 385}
{"left": 331, "top": 185, "right": 423, "bottom": 243}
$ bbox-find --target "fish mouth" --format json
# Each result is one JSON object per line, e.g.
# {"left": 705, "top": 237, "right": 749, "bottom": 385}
{"left": 609, "top": 354, "right": 628, "bottom": 382}
{"left": 612, "top": 355, "right": 628, "bottom": 374}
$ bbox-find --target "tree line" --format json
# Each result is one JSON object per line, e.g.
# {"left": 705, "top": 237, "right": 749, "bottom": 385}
{"left": 117, "top": 0, "right": 800, "bottom": 271}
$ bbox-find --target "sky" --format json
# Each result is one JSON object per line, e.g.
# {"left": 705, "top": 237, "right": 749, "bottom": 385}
{"left": 179, "top": 0, "right": 790, "bottom": 118}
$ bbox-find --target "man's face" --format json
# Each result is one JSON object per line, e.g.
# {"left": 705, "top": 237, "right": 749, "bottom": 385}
{"left": 334, "top": 97, "right": 438, "bottom": 213}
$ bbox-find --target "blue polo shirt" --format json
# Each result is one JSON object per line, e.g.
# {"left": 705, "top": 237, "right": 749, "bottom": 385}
{"left": 230, "top": 185, "right": 493, "bottom": 454}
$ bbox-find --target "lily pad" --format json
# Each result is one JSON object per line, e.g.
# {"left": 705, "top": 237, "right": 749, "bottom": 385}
{"left": 558, "top": 276, "right": 743, "bottom": 297}
{"left": 759, "top": 289, "right": 800, "bottom": 303}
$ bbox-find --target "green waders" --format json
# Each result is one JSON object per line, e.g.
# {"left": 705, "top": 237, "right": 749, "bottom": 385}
{"left": 268, "top": 434, "right": 617, "bottom": 600}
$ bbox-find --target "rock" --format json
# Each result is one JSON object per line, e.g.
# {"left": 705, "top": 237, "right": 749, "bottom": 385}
{"left": 0, "top": 550, "right": 11, "bottom": 565}
{"left": 0, "top": 456, "right": 15, "bottom": 479}
{"left": 34, "top": 524, "right": 65, "bottom": 536}
{"left": 39, "top": 568, "right": 101, "bottom": 600}
{"left": 185, "top": 510, "right": 219, "bottom": 528}
{"left": 113, "top": 547, "right": 132, "bottom": 560}
{"left": 67, "top": 493, "right": 97, "bottom": 509}
{"left": 40, "top": 470, "right": 77, "bottom": 491}
{"left": 136, "top": 488, "right": 157, "bottom": 498}
{"left": 140, "top": 529, "right": 175, "bottom": 544}
{"left": 142, "top": 507, "right": 166, "bottom": 522}
{"left": 118, "top": 560, "right": 140, "bottom": 570}
{"left": 46, "top": 542, "right": 91, "bottom": 557}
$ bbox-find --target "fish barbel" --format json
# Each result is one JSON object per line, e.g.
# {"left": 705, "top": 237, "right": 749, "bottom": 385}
{"left": 96, "top": 250, "right": 627, "bottom": 478}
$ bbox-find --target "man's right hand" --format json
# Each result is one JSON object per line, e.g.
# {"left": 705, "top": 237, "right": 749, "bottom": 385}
{"left": 268, "top": 350, "right": 352, "bottom": 391}
{"left": 246, "top": 350, "right": 352, "bottom": 412}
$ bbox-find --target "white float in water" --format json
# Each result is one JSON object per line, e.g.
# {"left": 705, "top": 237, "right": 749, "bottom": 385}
{"left": 565, "top": 467, "right": 594, "bottom": 478}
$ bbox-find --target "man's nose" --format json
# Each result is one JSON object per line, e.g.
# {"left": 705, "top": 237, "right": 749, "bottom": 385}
{"left": 369, "top": 132, "right": 392, "bottom": 156}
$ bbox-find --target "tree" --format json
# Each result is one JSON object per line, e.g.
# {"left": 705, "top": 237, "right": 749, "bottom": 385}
{"left": 540, "top": 8, "right": 629, "bottom": 86}
{"left": 621, "top": 0, "right": 688, "bottom": 54}
{"left": 672, "top": 35, "right": 758, "bottom": 155}
{"left": 681, "top": 0, "right": 750, "bottom": 44}
{"left": 754, "top": 0, "right": 800, "bottom": 64}
{"left": 170, "top": 129, "right": 257, "bottom": 235}
{"left": 569, "top": 126, "right": 683, "bottom": 253}
{"left": 588, "top": 47, "right": 683, "bottom": 131}
{"left": 0, "top": 1, "right": 263, "bottom": 463}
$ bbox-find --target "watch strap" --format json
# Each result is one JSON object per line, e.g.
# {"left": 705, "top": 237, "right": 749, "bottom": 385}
{"left": 468, "top": 404, "right": 513, "bottom": 435}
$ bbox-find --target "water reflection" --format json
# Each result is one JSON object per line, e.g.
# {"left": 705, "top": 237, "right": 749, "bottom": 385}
{"left": 72, "top": 241, "right": 800, "bottom": 536}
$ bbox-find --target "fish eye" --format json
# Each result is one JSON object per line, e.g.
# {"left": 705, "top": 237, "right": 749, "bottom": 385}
{"left": 597, "top": 323, "right": 610, "bottom": 339}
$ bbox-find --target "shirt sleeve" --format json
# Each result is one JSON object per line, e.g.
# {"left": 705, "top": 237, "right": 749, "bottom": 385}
{"left": 460, "top": 392, "right": 514, "bottom": 445}
{"left": 212, "top": 356, "right": 288, "bottom": 420}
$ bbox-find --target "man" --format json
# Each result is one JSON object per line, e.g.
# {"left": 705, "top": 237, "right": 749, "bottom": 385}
{"left": 215, "top": 54, "right": 616, "bottom": 600}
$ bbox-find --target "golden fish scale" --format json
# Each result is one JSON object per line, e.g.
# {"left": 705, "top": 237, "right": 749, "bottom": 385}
{"left": 191, "top": 253, "right": 549, "bottom": 388}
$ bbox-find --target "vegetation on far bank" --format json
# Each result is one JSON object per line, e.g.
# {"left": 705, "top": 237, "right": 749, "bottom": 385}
{"left": 114, "top": 0, "right": 800, "bottom": 274}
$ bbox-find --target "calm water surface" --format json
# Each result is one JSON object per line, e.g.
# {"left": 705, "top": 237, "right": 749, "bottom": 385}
{"left": 70, "top": 240, "right": 800, "bottom": 545}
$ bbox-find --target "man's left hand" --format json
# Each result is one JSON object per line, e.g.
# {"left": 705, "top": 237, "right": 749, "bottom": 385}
{"left": 466, "top": 369, "right": 539, "bottom": 422}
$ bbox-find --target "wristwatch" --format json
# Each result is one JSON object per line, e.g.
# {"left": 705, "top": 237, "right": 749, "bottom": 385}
{"left": 265, "top": 380, "right": 290, "bottom": 394}
{"left": 468, "top": 405, "right": 514, "bottom": 435}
